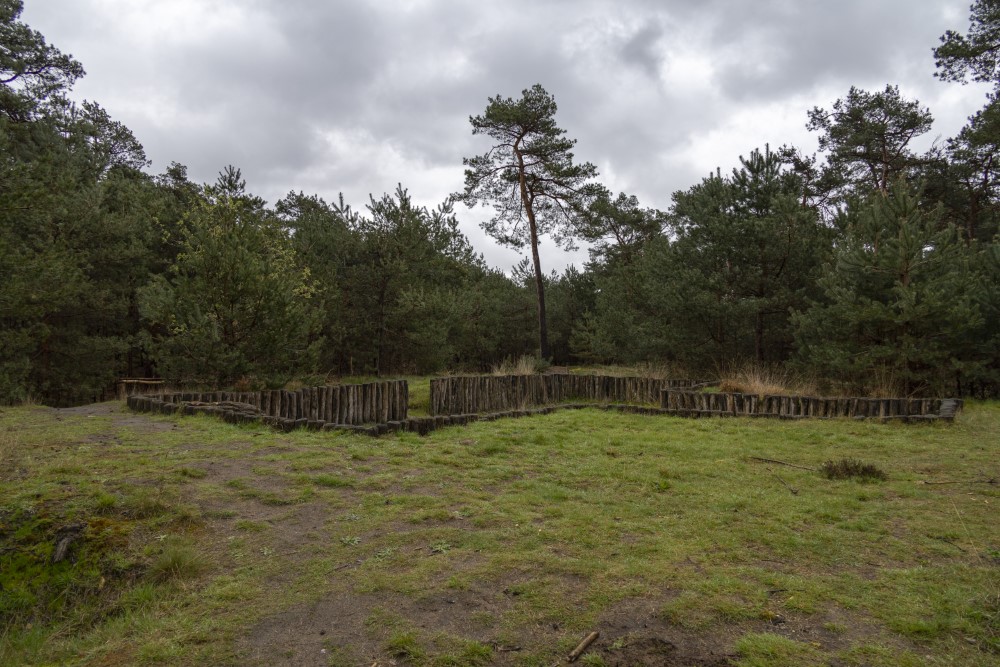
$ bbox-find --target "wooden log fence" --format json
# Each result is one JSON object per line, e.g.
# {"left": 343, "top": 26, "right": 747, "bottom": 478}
{"left": 126, "top": 379, "right": 408, "bottom": 431}
{"left": 660, "top": 390, "right": 963, "bottom": 422}
{"left": 429, "top": 374, "right": 711, "bottom": 416}
{"left": 132, "top": 398, "right": 681, "bottom": 438}
{"left": 116, "top": 378, "right": 165, "bottom": 400}
{"left": 125, "top": 377, "right": 964, "bottom": 438}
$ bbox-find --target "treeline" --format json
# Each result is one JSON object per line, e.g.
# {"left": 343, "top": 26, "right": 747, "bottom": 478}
{"left": 1, "top": 0, "right": 998, "bottom": 404}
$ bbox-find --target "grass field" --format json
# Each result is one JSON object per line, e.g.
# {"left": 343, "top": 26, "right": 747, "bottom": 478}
{"left": 1, "top": 399, "right": 997, "bottom": 666}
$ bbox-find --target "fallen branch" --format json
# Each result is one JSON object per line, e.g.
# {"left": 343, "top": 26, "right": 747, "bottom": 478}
{"left": 771, "top": 472, "right": 799, "bottom": 496}
{"left": 930, "top": 535, "right": 967, "bottom": 553}
{"left": 748, "top": 456, "right": 816, "bottom": 471}
{"left": 920, "top": 477, "right": 997, "bottom": 485}
{"left": 491, "top": 643, "right": 522, "bottom": 652}
{"left": 568, "top": 631, "right": 599, "bottom": 662}
{"left": 334, "top": 559, "right": 363, "bottom": 571}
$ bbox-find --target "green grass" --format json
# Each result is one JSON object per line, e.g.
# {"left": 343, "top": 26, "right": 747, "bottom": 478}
{"left": 0, "top": 400, "right": 998, "bottom": 665}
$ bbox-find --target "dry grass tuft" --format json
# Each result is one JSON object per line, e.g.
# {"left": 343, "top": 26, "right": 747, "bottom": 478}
{"left": 821, "top": 458, "right": 888, "bottom": 482}
{"left": 865, "top": 365, "right": 905, "bottom": 398}
{"left": 491, "top": 355, "right": 543, "bottom": 376}
{"left": 717, "top": 362, "right": 817, "bottom": 396}
{"left": 148, "top": 536, "right": 208, "bottom": 581}
{"left": 631, "top": 361, "right": 689, "bottom": 380}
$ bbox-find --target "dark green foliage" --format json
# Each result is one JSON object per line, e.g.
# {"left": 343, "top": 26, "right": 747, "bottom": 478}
{"left": 0, "top": 4, "right": 165, "bottom": 404}
{"left": 0, "top": 0, "right": 83, "bottom": 121}
{"left": 449, "top": 266, "right": 538, "bottom": 368}
{"left": 139, "top": 168, "right": 321, "bottom": 387}
{"left": 352, "top": 187, "right": 479, "bottom": 374}
{"left": 807, "top": 85, "right": 933, "bottom": 198}
{"left": 792, "top": 181, "right": 983, "bottom": 395}
{"left": 545, "top": 265, "right": 596, "bottom": 364}
{"left": 576, "top": 189, "right": 667, "bottom": 267}
{"left": 922, "top": 103, "right": 1000, "bottom": 243}
{"left": 278, "top": 191, "right": 361, "bottom": 373}
{"left": 927, "top": 1, "right": 1000, "bottom": 243}
{"left": 1, "top": 6, "right": 998, "bottom": 402}
{"left": 934, "top": 0, "right": 1000, "bottom": 88}
{"left": 930, "top": 3, "right": 1000, "bottom": 396}
{"left": 586, "top": 147, "right": 829, "bottom": 371}
{"left": 275, "top": 185, "right": 535, "bottom": 375}
{"left": 821, "top": 458, "right": 888, "bottom": 482}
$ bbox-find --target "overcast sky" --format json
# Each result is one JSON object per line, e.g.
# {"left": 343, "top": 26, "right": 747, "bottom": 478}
{"left": 22, "top": 0, "right": 992, "bottom": 272}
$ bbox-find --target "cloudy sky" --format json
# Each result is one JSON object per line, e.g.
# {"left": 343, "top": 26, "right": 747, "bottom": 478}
{"left": 22, "top": 0, "right": 992, "bottom": 271}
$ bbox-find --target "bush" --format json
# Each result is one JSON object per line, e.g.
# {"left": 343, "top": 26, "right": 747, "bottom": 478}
{"left": 821, "top": 458, "right": 888, "bottom": 482}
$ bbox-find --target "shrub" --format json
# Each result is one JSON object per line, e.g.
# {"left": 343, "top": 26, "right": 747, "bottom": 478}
{"left": 821, "top": 458, "right": 888, "bottom": 482}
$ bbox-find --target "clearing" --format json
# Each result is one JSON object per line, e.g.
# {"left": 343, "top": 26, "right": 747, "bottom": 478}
{"left": 1, "top": 399, "right": 998, "bottom": 666}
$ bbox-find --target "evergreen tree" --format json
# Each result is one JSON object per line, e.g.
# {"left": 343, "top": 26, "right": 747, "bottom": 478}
{"left": 792, "top": 180, "right": 981, "bottom": 395}
{"left": 331, "top": 187, "right": 482, "bottom": 375}
{"left": 935, "top": 0, "right": 1000, "bottom": 89}
{"left": 807, "top": 85, "right": 932, "bottom": 199}
{"left": 459, "top": 84, "right": 599, "bottom": 360}
{"left": 278, "top": 191, "right": 360, "bottom": 375}
{"left": 576, "top": 190, "right": 666, "bottom": 268}
{"left": 660, "top": 147, "right": 828, "bottom": 366}
{"left": 0, "top": 2, "right": 165, "bottom": 404}
{"left": 539, "top": 265, "right": 595, "bottom": 364}
{"left": 139, "top": 168, "right": 320, "bottom": 387}
{"left": 0, "top": 0, "right": 83, "bottom": 121}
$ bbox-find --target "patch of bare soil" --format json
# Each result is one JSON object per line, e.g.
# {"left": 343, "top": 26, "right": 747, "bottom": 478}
{"left": 186, "top": 457, "right": 346, "bottom": 555}
{"left": 601, "top": 637, "right": 732, "bottom": 666}
{"left": 265, "top": 501, "right": 339, "bottom": 569}
{"left": 592, "top": 594, "right": 917, "bottom": 666}
{"left": 241, "top": 574, "right": 529, "bottom": 667}
{"left": 242, "top": 584, "right": 740, "bottom": 667}
{"left": 242, "top": 586, "right": 380, "bottom": 666}
{"left": 52, "top": 401, "right": 120, "bottom": 417}
{"left": 112, "top": 415, "right": 178, "bottom": 433}
{"left": 760, "top": 604, "right": 916, "bottom": 656}
{"left": 595, "top": 597, "right": 737, "bottom": 666}
{"left": 53, "top": 401, "right": 179, "bottom": 433}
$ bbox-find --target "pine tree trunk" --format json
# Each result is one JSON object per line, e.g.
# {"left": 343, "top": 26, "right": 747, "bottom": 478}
{"left": 515, "top": 139, "right": 550, "bottom": 360}
{"left": 755, "top": 311, "right": 764, "bottom": 363}
{"left": 529, "top": 219, "right": 550, "bottom": 360}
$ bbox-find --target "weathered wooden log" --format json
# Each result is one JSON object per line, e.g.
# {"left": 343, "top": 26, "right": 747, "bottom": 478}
{"left": 345, "top": 384, "right": 354, "bottom": 423}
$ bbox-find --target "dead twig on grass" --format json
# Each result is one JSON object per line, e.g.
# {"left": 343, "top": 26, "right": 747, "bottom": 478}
{"left": 930, "top": 535, "right": 967, "bottom": 552}
{"left": 334, "top": 559, "right": 363, "bottom": 571}
{"left": 491, "top": 642, "right": 522, "bottom": 652}
{"left": 919, "top": 477, "right": 997, "bottom": 485}
{"left": 771, "top": 472, "right": 799, "bottom": 496}
{"left": 568, "top": 631, "right": 599, "bottom": 662}
{"left": 748, "top": 456, "right": 816, "bottom": 471}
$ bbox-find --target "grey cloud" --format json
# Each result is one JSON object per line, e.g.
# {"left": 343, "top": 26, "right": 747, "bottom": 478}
{"left": 706, "top": 0, "right": 954, "bottom": 101}
{"left": 21, "top": 0, "right": 986, "bottom": 271}
{"left": 620, "top": 22, "right": 665, "bottom": 77}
